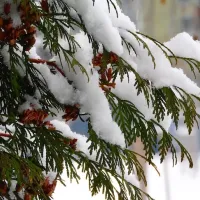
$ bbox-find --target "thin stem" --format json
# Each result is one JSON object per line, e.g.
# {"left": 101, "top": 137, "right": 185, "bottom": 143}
{"left": 29, "top": 58, "right": 66, "bottom": 77}
{"left": 0, "top": 133, "right": 12, "bottom": 138}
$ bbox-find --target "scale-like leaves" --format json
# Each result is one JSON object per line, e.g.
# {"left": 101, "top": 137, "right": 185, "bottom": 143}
{"left": 107, "top": 91, "right": 193, "bottom": 167}
{"left": 1, "top": 0, "right": 200, "bottom": 200}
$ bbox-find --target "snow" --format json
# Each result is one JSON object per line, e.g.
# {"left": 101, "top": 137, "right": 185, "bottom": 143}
{"left": 18, "top": 94, "right": 42, "bottom": 113}
{"left": 35, "top": 63, "right": 77, "bottom": 105}
{"left": 51, "top": 120, "right": 94, "bottom": 159}
{"left": 112, "top": 73, "right": 153, "bottom": 120}
{"left": 53, "top": 32, "right": 126, "bottom": 147}
{"left": 34, "top": 31, "right": 53, "bottom": 60}
{"left": 112, "top": 73, "right": 172, "bottom": 132}
{"left": 165, "top": 32, "right": 200, "bottom": 61}
{"left": 9, "top": 3, "right": 21, "bottom": 27}
{"left": 63, "top": 0, "right": 124, "bottom": 55}
{"left": 62, "top": 0, "right": 136, "bottom": 55}
{"left": 119, "top": 29, "right": 200, "bottom": 95}
{"left": 51, "top": 120, "right": 139, "bottom": 190}
{"left": 1, "top": 46, "right": 10, "bottom": 66}
{"left": 8, "top": 180, "right": 17, "bottom": 199}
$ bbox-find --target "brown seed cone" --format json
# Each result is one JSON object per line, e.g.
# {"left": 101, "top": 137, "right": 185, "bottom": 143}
{"left": 42, "top": 178, "right": 57, "bottom": 196}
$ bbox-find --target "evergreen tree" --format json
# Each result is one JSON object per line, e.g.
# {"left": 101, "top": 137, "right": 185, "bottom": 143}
{"left": 0, "top": 0, "right": 200, "bottom": 199}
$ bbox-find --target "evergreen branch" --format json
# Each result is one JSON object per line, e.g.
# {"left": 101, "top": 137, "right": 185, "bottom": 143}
{"left": 151, "top": 86, "right": 199, "bottom": 133}
{"left": 0, "top": 151, "right": 45, "bottom": 197}
{"left": 106, "top": 91, "right": 156, "bottom": 153}
{"left": 151, "top": 88, "right": 166, "bottom": 122}
{"left": 112, "top": 57, "right": 151, "bottom": 106}
{"left": 155, "top": 120, "right": 193, "bottom": 168}
{"left": 106, "top": 91, "right": 193, "bottom": 167}
{"left": 170, "top": 134, "right": 193, "bottom": 168}
{"left": 87, "top": 123, "right": 160, "bottom": 186}
{"left": 0, "top": 122, "right": 81, "bottom": 184}
{"left": 0, "top": 50, "right": 26, "bottom": 116}
{"left": 111, "top": 54, "right": 200, "bottom": 132}
{"left": 121, "top": 37, "right": 137, "bottom": 56}
{"left": 173, "top": 86, "right": 200, "bottom": 133}
{"left": 106, "top": 91, "right": 156, "bottom": 161}
{"left": 137, "top": 32, "right": 178, "bottom": 65}
{"left": 128, "top": 31, "right": 156, "bottom": 68}
{"left": 36, "top": 15, "right": 89, "bottom": 80}
{"left": 154, "top": 87, "right": 179, "bottom": 126}
{"left": 169, "top": 56, "right": 200, "bottom": 79}
{"left": 21, "top": 52, "right": 65, "bottom": 112}
{"left": 1, "top": 1, "right": 199, "bottom": 199}
{"left": 0, "top": 118, "right": 155, "bottom": 200}
{"left": 77, "top": 153, "right": 155, "bottom": 200}
{"left": 92, "top": 0, "right": 119, "bottom": 17}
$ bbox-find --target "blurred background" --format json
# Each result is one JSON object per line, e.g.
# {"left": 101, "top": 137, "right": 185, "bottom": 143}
{"left": 121, "top": 0, "right": 200, "bottom": 42}
{"left": 121, "top": 0, "right": 200, "bottom": 199}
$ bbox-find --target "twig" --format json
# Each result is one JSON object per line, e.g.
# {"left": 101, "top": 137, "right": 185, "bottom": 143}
{"left": 0, "top": 133, "right": 12, "bottom": 138}
{"left": 29, "top": 58, "right": 66, "bottom": 77}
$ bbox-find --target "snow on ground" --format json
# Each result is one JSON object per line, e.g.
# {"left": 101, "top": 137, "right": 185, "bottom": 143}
{"left": 53, "top": 153, "right": 200, "bottom": 200}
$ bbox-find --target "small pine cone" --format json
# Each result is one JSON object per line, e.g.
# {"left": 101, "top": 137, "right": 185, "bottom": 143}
{"left": 42, "top": 178, "right": 57, "bottom": 196}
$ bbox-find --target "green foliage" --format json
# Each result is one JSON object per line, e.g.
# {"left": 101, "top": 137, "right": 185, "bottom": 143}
{"left": 0, "top": 0, "right": 200, "bottom": 200}
{"left": 78, "top": 153, "right": 155, "bottom": 200}
{"left": 128, "top": 31, "right": 156, "bottom": 68}
{"left": 169, "top": 56, "right": 200, "bottom": 79}
{"left": 106, "top": 92, "right": 193, "bottom": 168}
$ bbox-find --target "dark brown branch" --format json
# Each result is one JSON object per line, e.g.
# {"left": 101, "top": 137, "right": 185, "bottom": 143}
{"left": 29, "top": 58, "right": 66, "bottom": 77}
{"left": 0, "top": 133, "right": 12, "bottom": 138}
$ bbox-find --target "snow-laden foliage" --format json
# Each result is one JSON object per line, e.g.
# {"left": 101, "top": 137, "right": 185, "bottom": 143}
{"left": 0, "top": 0, "right": 200, "bottom": 199}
